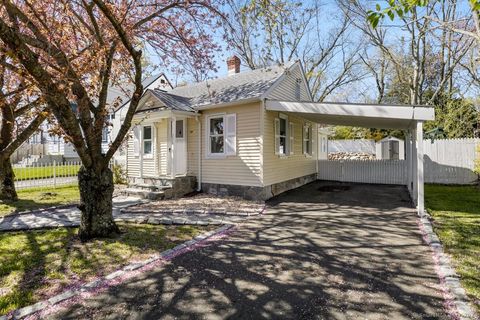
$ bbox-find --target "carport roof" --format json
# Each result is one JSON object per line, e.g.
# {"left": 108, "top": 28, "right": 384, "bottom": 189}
{"left": 265, "top": 100, "right": 435, "bottom": 129}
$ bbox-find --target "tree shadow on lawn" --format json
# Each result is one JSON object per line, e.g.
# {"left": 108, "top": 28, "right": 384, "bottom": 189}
{"left": 0, "top": 224, "right": 203, "bottom": 315}
{"left": 54, "top": 183, "right": 449, "bottom": 319}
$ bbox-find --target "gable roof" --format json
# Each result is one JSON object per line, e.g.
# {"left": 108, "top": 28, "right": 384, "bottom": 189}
{"left": 136, "top": 62, "right": 296, "bottom": 114}
{"left": 110, "top": 73, "right": 169, "bottom": 112}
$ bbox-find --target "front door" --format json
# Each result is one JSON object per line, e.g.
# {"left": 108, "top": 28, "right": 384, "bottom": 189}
{"left": 174, "top": 118, "right": 187, "bottom": 175}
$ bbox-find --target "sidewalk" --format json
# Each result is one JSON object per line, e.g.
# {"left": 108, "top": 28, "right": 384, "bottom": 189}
{"left": 0, "top": 196, "right": 255, "bottom": 232}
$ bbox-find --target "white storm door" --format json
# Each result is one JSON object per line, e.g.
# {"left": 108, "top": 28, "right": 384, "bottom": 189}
{"left": 174, "top": 118, "right": 187, "bottom": 175}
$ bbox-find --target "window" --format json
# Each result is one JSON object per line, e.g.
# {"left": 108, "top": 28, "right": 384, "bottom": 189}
{"left": 209, "top": 117, "right": 224, "bottom": 154}
{"left": 176, "top": 120, "right": 184, "bottom": 138}
{"left": 207, "top": 114, "right": 236, "bottom": 157}
{"left": 102, "top": 128, "right": 109, "bottom": 143}
{"left": 274, "top": 114, "right": 289, "bottom": 156}
{"left": 303, "top": 123, "right": 313, "bottom": 156}
{"left": 143, "top": 126, "right": 152, "bottom": 155}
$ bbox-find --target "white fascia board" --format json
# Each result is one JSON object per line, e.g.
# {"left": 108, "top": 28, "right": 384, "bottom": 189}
{"left": 265, "top": 100, "right": 434, "bottom": 121}
{"left": 193, "top": 97, "right": 260, "bottom": 110}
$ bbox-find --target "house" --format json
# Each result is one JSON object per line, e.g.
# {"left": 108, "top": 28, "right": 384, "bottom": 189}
{"left": 122, "top": 56, "right": 317, "bottom": 201}
{"left": 12, "top": 73, "right": 172, "bottom": 166}
{"left": 121, "top": 55, "right": 434, "bottom": 213}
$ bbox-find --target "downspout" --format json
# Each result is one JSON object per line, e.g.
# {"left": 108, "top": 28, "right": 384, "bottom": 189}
{"left": 196, "top": 114, "right": 202, "bottom": 191}
{"left": 315, "top": 125, "right": 319, "bottom": 178}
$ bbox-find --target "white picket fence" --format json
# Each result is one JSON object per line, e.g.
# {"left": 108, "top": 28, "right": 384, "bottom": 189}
{"left": 319, "top": 138, "right": 479, "bottom": 185}
{"left": 318, "top": 160, "right": 407, "bottom": 185}
{"left": 13, "top": 161, "right": 81, "bottom": 190}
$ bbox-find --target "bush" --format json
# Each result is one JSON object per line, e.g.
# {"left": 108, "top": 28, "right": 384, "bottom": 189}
{"left": 112, "top": 164, "right": 127, "bottom": 185}
{"left": 474, "top": 145, "right": 480, "bottom": 176}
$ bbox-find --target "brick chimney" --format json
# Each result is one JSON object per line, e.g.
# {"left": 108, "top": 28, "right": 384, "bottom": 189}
{"left": 227, "top": 55, "right": 241, "bottom": 76}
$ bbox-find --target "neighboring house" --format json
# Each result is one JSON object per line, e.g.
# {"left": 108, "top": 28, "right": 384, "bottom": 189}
{"left": 119, "top": 55, "right": 434, "bottom": 211}
{"left": 112, "top": 73, "right": 173, "bottom": 165}
{"left": 13, "top": 73, "right": 171, "bottom": 165}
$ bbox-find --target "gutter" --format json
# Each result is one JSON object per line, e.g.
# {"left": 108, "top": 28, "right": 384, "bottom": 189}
{"left": 193, "top": 97, "right": 260, "bottom": 111}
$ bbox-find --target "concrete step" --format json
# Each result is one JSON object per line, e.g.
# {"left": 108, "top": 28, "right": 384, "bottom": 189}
{"left": 130, "top": 183, "right": 171, "bottom": 191}
{"left": 123, "top": 188, "right": 165, "bottom": 200}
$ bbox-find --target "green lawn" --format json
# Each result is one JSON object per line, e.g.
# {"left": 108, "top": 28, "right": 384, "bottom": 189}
{"left": 13, "top": 165, "right": 81, "bottom": 181}
{"left": 0, "top": 185, "right": 80, "bottom": 217}
{"left": 0, "top": 224, "right": 212, "bottom": 315}
{"left": 425, "top": 184, "right": 480, "bottom": 312}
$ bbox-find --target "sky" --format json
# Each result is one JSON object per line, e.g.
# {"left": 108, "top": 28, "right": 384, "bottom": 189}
{"left": 144, "top": 0, "right": 477, "bottom": 103}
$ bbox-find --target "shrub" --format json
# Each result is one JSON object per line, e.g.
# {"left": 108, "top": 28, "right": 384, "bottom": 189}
{"left": 112, "top": 164, "right": 127, "bottom": 185}
{"left": 474, "top": 145, "right": 480, "bottom": 176}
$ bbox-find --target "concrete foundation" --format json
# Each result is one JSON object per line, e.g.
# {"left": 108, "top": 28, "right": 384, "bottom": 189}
{"left": 202, "top": 173, "right": 317, "bottom": 201}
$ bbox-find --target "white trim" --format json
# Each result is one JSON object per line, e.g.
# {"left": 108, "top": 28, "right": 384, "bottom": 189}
{"left": 297, "top": 61, "right": 314, "bottom": 101}
{"left": 303, "top": 122, "right": 313, "bottom": 156}
{"left": 277, "top": 113, "right": 289, "bottom": 156}
{"left": 142, "top": 125, "right": 153, "bottom": 159}
{"left": 206, "top": 113, "right": 227, "bottom": 159}
{"left": 195, "top": 98, "right": 259, "bottom": 111}
{"left": 171, "top": 116, "right": 176, "bottom": 178}
{"left": 265, "top": 100, "right": 435, "bottom": 129}
{"left": 417, "top": 121, "right": 424, "bottom": 214}
{"left": 196, "top": 117, "right": 202, "bottom": 191}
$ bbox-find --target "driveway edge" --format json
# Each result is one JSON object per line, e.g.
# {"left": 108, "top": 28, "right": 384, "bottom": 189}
{"left": 418, "top": 212, "right": 478, "bottom": 320}
{"left": 1, "top": 224, "right": 235, "bottom": 320}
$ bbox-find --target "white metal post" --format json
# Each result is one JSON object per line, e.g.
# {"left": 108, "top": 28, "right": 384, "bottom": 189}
{"left": 411, "top": 127, "right": 418, "bottom": 204}
{"left": 416, "top": 121, "right": 425, "bottom": 214}
{"left": 53, "top": 160, "right": 57, "bottom": 189}
{"left": 405, "top": 131, "right": 412, "bottom": 193}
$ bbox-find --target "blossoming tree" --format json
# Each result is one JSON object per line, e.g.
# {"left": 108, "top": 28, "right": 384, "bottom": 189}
{"left": 0, "top": 0, "right": 220, "bottom": 240}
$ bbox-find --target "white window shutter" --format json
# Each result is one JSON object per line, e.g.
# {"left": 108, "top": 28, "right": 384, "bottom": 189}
{"left": 225, "top": 114, "right": 237, "bottom": 155}
{"left": 303, "top": 124, "right": 307, "bottom": 155}
{"left": 289, "top": 122, "right": 294, "bottom": 155}
{"left": 274, "top": 118, "right": 280, "bottom": 155}
{"left": 133, "top": 126, "right": 140, "bottom": 156}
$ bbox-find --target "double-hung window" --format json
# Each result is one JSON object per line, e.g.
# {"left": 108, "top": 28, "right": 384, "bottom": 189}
{"left": 207, "top": 114, "right": 236, "bottom": 157}
{"left": 275, "top": 114, "right": 289, "bottom": 156}
{"left": 143, "top": 126, "right": 152, "bottom": 156}
{"left": 303, "top": 123, "right": 313, "bottom": 156}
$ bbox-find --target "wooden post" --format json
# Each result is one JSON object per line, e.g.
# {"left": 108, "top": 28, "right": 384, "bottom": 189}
{"left": 416, "top": 121, "right": 424, "bottom": 214}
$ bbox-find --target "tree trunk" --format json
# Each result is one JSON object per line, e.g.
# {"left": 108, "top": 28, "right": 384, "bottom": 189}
{"left": 78, "top": 166, "right": 119, "bottom": 241}
{"left": 0, "top": 157, "right": 18, "bottom": 201}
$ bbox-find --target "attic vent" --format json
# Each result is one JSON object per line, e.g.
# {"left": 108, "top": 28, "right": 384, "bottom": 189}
{"left": 295, "top": 79, "right": 301, "bottom": 101}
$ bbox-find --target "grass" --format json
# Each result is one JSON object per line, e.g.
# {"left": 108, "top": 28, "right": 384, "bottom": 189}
{"left": 425, "top": 184, "right": 480, "bottom": 312}
{"left": 0, "top": 185, "right": 80, "bottom": 217}
{"left": 13, "top": 165, "right": 81, "bottom": 181}
{"left": 0, "top": 223, "right": 212, "bottom": 315}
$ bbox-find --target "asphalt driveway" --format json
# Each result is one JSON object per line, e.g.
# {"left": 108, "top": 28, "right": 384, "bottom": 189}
{"left": 50, "top": 181, "right": 447, "bottom": 319}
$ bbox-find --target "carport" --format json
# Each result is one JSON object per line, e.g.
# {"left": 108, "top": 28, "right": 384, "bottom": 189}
{"left": 265, "top": 100, "right": 435, "bottom": 214}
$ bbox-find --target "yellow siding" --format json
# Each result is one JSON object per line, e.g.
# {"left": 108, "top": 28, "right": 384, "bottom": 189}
{"left": 126, "top": 133, "right": 140, "bottom": 177}
{"left": 126, "top": 120, "right": 169, "bottom": 178}
{"left": 267, "top": 64, "right": 311, "bottom": 102}
{"left": 262, "top": 110, "right": 317, "bottom": 186}
{"left": 200, "top": 103, "right": 262, "bottom": 187}
{"left": 187, "top": 118, "right": 199, "bottom": 176}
